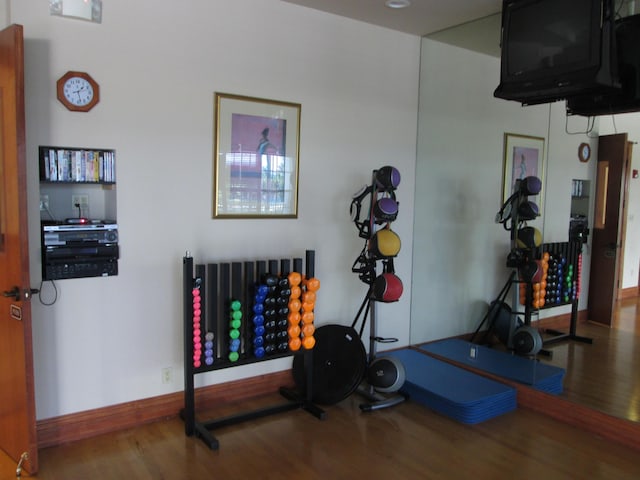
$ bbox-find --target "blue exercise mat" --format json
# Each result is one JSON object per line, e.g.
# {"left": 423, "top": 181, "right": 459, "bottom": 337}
{"left": 386, "top": 348, "right": 517, "bottom": 424}
{"left": 416, "top": 339, "right": 565, "bottom": 394}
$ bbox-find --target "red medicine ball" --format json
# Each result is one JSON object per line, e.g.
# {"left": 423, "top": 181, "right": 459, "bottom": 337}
{"left": 373, "top": 273, "right": 403, "bottom": 302}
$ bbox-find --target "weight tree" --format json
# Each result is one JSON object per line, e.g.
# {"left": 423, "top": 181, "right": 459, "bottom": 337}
{"left": 350, "top": 166, "right": 406, "bottom": 411}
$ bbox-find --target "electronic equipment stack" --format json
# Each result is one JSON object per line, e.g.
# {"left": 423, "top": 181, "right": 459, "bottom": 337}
{"left": 41, "top": 221, "right": 119, "bottom": 280}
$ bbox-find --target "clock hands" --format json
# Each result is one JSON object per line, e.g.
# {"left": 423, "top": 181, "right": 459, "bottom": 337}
{"left": 69, "top": 85, "right": 91, "bottom": 104}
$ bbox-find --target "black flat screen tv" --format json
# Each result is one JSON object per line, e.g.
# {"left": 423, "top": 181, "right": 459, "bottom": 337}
{"left": 494, "top": 0, "right": 619, "bottom": 106}
{"left": 567, "top": 13, "right": 640, "bottom": 116}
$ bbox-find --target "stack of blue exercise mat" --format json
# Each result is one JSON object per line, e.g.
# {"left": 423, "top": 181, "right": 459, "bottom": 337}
{"left": 386, "top": 348, "right": 518, "bottom": 424}
{"left": 416, "top": 338, "right": 565, "bottom": 395}
{"left": 386, "top": 339, "right": 565, "bottom": 424}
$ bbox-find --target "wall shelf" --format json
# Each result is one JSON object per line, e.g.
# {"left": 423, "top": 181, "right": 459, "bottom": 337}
{"left": 39, "top": 146, "right": 115, "bottom": 184}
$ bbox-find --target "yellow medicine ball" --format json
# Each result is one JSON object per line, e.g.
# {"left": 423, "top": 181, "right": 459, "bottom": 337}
{"left": 516, "top": 226, "right": 542, "bottom": 249}
{"left": 369, "top": 229, "right": 401, "bottom": 258}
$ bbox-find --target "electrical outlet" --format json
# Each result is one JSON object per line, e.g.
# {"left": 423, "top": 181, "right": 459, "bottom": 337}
{"left": 161, "top": 367, "right": 172, "bottom": 384}
{"left": 71, "top": 194, "right": 89, "bottom": 211}
{"left": 40, "top": 194, "right": 49, "bottom": 211}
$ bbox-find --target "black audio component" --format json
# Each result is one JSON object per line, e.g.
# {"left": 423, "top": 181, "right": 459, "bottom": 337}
{"left": 41, "top": 222, "right": 119, "bottom": 280}
{"left": 42, "top": 222, "right": 118, "bottom": 246}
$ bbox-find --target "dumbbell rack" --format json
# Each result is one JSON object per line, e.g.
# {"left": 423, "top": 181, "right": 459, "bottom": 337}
{"left": 538, "top": 241, "right": 593, "bottom": 347}
{"left": 181, "top": 250, "right": 325, "bottom": 450}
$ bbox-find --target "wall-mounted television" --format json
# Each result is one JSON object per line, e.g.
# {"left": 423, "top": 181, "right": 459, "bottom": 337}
{"left": 567, "top": 13, "right": 640, "bottom": 116}
{"left": 494, "top": 0, "right": 619, "bottom": 106}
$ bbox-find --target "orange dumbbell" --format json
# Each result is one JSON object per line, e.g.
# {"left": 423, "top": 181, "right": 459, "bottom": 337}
{"left": 289, "top": 337, "right": 302, "bottom": 351}
{"left": 302, "top": 335, "right": 315, "bottom": 350}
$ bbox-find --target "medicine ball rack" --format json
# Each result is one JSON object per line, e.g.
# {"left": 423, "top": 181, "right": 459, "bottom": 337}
{"left": 181, "top": 250, "right": 325, "bottom": 450}
{"left": 350, "top": 166, "right": 406, "bottom": 410}
{"left": 476, "top": 176, "right": 591, "bottom": 355}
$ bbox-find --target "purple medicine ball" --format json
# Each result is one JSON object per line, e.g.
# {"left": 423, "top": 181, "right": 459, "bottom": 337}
{"left": 373, "top": 197, "right": 398, "bottom": 223}
{"left": 376, "top": 166, "right": 401, "bottom": 190}
{"left": 519, "top": 176, "right": 542, "bottom": 195}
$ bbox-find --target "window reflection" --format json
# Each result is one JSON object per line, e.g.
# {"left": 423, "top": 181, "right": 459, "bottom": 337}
{"left": 223, "top": 152, "right": 295, "bottom": 214}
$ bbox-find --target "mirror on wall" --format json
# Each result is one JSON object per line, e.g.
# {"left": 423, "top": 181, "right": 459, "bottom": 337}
{"left": 570, "top": 179, "right": 590, "bottom": 243}
{"left": 413, "top": 14, "right": 639, "bottom": 432}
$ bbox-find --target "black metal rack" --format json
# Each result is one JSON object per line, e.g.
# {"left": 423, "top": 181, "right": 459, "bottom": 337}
{"left": 181, "top": 250, "right": 325, "bottom": 450}
{"left": 539, "top": 241, "right": 593, "bottom": 346}
{"left": 485, "top": 240, "right": 593, "bottom": 348}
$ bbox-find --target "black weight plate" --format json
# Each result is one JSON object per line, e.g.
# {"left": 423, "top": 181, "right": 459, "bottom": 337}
{"left": 292, "top": 324, "right": 367, "bottom": 405}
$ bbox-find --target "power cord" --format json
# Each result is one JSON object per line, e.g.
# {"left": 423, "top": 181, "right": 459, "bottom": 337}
{"left": 37, "top": 279, "right": 58, "bottom": 306}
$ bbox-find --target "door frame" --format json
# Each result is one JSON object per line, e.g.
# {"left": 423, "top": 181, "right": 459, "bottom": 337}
{"left": 616, "top": 141, "right": 633, "bottom": 298}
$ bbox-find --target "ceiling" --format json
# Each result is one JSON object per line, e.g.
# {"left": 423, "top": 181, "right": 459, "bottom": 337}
{"left": 281, "top": 0, "right": 503, "bottom": 56}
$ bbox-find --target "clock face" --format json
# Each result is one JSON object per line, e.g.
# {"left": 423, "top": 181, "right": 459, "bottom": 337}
{"left": 63, "top": 77, "right": 94, "bottom": 107}
{"left": 579, "top": 142, "right": 591, "bottom": 162}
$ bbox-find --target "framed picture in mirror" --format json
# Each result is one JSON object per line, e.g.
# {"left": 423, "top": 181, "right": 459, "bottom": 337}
{"left": 502, "top": 133, "right": 545, "bottom": 210}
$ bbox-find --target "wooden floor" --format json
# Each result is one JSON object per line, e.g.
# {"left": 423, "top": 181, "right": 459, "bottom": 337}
{"left": 2, "top": 298, "right": 640, "bottom": 479}
{"left": 2, "top": 394, "right": 640, "bottom": 480}
{"left": 540, "top": 296, "right": 640, "bottom": 422}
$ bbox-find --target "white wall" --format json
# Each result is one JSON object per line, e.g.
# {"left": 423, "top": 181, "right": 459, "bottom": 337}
{"left": 411, "top": 38, "right": 597, "bottom": 343}
{"left": 9, "top": 0, "right": 420, "bottom": 419}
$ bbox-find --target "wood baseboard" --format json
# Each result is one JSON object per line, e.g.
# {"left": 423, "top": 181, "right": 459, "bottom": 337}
{"left": 36, "top": 370, "right": 294, "bottom": 448}
{"left": 516, "top": 382, "right": 640, "bottom": 453}
{"left": 531, "top": 307, "right": 588, "bottom": 330}
{"left": 618, "top": 286, "right": 639, "bottom": 300}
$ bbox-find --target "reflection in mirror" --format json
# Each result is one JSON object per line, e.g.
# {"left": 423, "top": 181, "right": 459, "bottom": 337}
{"left": 426, "top": 13, "right": 501, "bottom": 58}
{"left": 412, "top": 14, "right": 640, "bottom": 437}
{"left": 569, "top": 179, "right": 590, "bottom": 242}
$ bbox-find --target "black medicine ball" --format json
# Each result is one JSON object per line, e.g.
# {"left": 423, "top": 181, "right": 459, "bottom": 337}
{"left": 367, "top": 356, "right": 406, "bottom": 393}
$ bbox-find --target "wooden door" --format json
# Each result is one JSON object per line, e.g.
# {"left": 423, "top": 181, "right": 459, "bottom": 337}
{"left": 588, "top": 133, "right": 629, "bottom": 326}
{"left": 0, "top": 24, "right": 38, "bottom": 474}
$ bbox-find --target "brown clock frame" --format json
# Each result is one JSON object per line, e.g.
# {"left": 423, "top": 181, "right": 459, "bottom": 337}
{"left": 578, "top": 142, "right": 591, "bottom": 163}
{"left": 56, "top": 71, "right": 100, "bottom": 112}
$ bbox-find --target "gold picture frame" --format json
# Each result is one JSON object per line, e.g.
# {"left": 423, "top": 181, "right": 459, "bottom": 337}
{"left": 213, "top": 92, "right": 300, "bottom": 218}
{"left": 502, "top": 133, "right": 545, "bottom": 210}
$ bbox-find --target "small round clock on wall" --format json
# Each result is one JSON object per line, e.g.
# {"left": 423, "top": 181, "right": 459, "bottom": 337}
{"left": 578, "top": 142, "right": 591, "bottom": 163}
{"left": 56, "top": 71, "right": 100, "bottom": 112}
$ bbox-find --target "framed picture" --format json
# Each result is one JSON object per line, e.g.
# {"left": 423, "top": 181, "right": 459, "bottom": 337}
{"left": 502, "top": 133, "right": 545, "bottom": 208}
{"left": 213, "top": 92, "right": 301, "bottom": 218}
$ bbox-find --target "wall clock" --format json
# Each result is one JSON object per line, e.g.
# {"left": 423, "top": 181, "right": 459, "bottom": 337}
{"left": 578, "top": 142, "right": 591, "bottom": 163}
{"left": 56, "top": 71, "right": 100, "bottom": 112}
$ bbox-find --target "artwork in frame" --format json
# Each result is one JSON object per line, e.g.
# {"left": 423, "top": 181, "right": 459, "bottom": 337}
{"left": 502, "top": 133, "right": 545, "bottom": 209}
{"left": 213, "top": 92, "right": 301, "bottom": 218}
